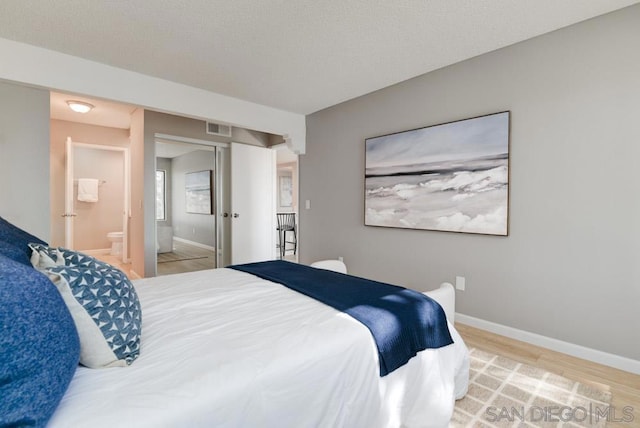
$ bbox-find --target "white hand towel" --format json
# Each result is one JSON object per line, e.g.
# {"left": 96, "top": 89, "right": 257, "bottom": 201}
{"left": 78, "top": 178, "right": 99, "bottom": 202}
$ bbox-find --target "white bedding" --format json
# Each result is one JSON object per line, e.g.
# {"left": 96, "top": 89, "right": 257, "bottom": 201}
{"left": 49, "top": 267, "right": 469, "bottom": 428}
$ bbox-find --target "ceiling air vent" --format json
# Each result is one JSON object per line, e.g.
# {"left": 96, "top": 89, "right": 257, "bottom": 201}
{"left": 206, "top": 121, "right": 232, "bottom": 137}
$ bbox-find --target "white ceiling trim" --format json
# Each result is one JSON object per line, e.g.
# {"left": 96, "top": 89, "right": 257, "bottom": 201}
{"left": 0, "top": 38, "right": 306, "bottom": 154}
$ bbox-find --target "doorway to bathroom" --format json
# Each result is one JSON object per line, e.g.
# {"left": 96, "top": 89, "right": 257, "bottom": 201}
{"left": 63, "top": 137, "right": 131, "bottom": 262}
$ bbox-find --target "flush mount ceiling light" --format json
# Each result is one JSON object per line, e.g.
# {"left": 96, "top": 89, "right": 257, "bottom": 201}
{"left": 66, "top": 100, "right": 94, "bottom": 113}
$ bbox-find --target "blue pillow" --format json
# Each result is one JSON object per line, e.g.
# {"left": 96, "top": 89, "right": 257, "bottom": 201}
{"left": 0, "top": 254, "right": 80, "bottom": 427}
{"left": 45, "top": 264, "right": 142, "bottom": 368}
{"left": 0, "top": 240, "right": 31, "bottom": 266}
{"left": 0, "top": 216, "right": 47, "bottom": 256}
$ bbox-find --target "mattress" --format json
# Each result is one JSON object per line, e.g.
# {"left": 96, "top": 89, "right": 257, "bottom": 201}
{"left": 48, "top": 267, "right": 469, "bottom": 428}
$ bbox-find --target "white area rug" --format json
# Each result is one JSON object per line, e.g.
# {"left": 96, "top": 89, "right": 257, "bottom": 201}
{"left": 451, "top": 348, "right": 613, "bottom": 427}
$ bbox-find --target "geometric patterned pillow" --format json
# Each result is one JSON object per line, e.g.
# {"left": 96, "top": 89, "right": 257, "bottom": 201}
{"left": 29, "top": 243, "right": 112, "bottom": 271}
{"left": 44, "top": 264, "right": 142, "bottom": 368}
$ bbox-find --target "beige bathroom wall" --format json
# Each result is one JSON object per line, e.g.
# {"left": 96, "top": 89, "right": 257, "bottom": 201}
{"left": 49, "top": 119, "right": 130, "bottom": 247}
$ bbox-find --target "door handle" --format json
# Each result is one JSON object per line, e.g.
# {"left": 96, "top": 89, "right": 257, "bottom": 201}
{"left": 233, "top": 213, "right": 239, "bottom": 218}
{"left": 223, "top": 213, "right": 229, "bottom": 218}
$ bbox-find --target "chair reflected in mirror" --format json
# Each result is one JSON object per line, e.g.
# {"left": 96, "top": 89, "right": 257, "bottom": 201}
{"left": 276, "top": 213, "right": 297, "bottom": 259}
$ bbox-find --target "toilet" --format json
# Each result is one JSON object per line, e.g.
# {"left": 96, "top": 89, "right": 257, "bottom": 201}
{"left": 106, "top": 231, "right": 123, "bottom": 257}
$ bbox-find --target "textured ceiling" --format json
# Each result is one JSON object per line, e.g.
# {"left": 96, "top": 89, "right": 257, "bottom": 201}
{"left": 1, "top": 1, "right": 638, "bottom": 114}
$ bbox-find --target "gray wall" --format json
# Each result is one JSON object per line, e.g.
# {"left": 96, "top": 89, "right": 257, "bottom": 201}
{"left": 171, "top": 150, "right": 216, "bottom": 247}
{"left": 301, "top": 5, "right": 640, "bottom": 361}
{"left": 145, "top": 110, "right": 270, "bottom": 147}
{"left": 0, "top": 81, "right": 50, "bottom": 240}
{"left": 73, "top": 147, "right": 124, "bottom": 250}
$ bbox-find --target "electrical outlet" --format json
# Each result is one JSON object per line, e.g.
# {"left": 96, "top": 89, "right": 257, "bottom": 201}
{"left": 455, "top": 276, "right": 466, "bottom": 291}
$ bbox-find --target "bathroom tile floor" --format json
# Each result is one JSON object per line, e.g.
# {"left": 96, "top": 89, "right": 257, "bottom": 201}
{"left": 92, "top": 253, "right": 139, "bottom": 280}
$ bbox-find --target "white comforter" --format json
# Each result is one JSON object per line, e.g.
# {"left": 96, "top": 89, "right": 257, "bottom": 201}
{"left": 49, "top": 268, "right": 469, "bottom": 428}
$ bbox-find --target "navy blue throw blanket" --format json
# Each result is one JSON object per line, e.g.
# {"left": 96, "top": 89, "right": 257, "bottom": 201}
{"left": 230, "top": 260, "right": 453, "bottom": 376}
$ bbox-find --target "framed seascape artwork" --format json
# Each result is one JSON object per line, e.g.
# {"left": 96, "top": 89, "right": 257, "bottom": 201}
{"left": 365, "top": 111, "right": 510, "bottom": 236}
{"left": 185, "top": 170, "right": 213, "bottom": 215}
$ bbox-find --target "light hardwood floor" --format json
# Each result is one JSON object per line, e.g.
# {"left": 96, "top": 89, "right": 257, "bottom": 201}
{"left": 92, "top": 241, "right": 216, "bottom": 278}
{"left": 96, "top": 241, "right": 296, "bottom": 279}
{"left": 456, "top": 323, "right": 640, "bottom": 427}
{"left": 156, "top": 240, "right": 216, "bottom": 276}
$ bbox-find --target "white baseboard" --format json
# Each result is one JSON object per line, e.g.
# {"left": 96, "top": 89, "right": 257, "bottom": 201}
{"left": 80, "top": 248, "right": 111, "bottom": 255}
{"left": 172, "top": 236, "right": 216, "bottom": 251}
{"left": 456, "top": 313, "right": 640, "bottom": 375}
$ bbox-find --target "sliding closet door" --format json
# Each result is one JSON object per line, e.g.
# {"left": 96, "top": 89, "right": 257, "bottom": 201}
{"left": 230, "top": 143, "right": 277, "bottom": 264}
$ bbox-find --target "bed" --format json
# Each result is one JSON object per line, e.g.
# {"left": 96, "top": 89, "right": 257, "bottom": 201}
{"left": 0, "top": 217, "right": 469, "bottom": 428}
